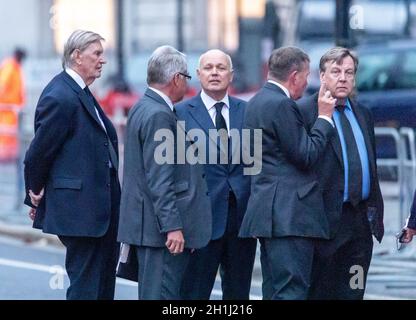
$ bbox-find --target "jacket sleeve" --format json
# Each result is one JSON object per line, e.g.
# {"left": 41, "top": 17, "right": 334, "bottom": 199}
{"left": 141, "top": 110, "right": 183, "bottom": 233}
{"left": 24, "top": 95, "right": 73, "bottom": 197}
{"left": 272, "top": 98, "right": 334, "bottom": 170}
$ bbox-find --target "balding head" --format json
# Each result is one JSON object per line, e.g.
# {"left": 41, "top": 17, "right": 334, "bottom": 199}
{"left": 198, "top": 49, "right": 233, "bottom": 71}
{"left": 197, "top": 49, "right": 234, "bottom": 101}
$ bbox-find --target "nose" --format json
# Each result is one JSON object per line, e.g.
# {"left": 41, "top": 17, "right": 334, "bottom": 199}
{"left": 101, "top": 56, "right": 107, "bottom": 64}
{"left": 339, "top": 72, "right": 346, "bottom": 81}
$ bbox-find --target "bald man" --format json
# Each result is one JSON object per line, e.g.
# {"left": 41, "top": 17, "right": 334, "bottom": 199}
{"left": 176, "top": 49, "right": 256, "bottom": 300}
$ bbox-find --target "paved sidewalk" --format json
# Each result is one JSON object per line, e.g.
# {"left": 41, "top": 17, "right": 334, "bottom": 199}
{"left": 1, "top": 181, "right": 416, "bottom": 299}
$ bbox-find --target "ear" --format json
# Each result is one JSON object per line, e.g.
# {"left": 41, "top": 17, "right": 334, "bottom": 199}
{"left": 319, "top": 71, "right": 325, "bottom": 83}
{"left": 72, "top": 49, "right": 82, "bottom": 65}
{"left": 173, "top": 73, "right": 181, "bottom": 87}
{"left": 229, "top": 69, "right": 234, "bottom": 83}
{"left": 289, "top": 70, "right": 298, "bottom": 86}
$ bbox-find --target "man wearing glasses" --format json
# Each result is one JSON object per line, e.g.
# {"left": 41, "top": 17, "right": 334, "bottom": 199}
{"left": 298, "top": 47, "right": 384, "bottom": 299}
{"left": 117, "top": 45, "right": 212, "bottom": 299}
{"left": 176, "top": 49, "right": 257, "bottom": 300}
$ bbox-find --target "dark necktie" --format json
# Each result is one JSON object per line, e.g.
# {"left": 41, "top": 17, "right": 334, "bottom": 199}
{"left": 214, "top": 102, "right": 228, "bottom": 164}
{"left": 84, "top": 86, "right": 118, "bottom": 170}
{"left": 336, "top": 105, "right": 362, "bottom": 206}
{"left": 214, "top": 102, "right": 227, "bottom": 132}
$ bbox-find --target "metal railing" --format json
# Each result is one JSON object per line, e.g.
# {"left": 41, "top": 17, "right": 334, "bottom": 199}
{"left": 375, "top": 127, "right": 416, "bottom": 235}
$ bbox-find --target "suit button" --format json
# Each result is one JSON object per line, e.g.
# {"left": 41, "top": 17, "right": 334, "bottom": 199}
{"left": 206, "top": 192, "right": 210, "bottom": 196}
{"left": 107, "top": 183, "right": 111, "bottom": 187}
{"left": 104, "top": 142, "right": 109, "bottom": 146}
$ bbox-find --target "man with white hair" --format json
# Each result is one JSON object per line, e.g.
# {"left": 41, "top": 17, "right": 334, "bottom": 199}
{"left": 117, "top": 45, "right": 212, "bottom": 300}
{"left": 24, "top": 30, "right": 120, "bottom": 300}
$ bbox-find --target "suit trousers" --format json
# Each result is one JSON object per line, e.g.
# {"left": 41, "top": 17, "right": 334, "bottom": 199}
{"left": 260, "top": 235, "right": 317, "bottom": 300}
{"left": 58, "top": 168, "right": 120, "bottom": 300}
{"left": 136, "top": 246, "right": 190, "bottom": 300}
{"left": 308, "top": 202, "right": 373, "bottom": 300}
{"left": 180, "top": 192, "right": 257, "bottom": 300}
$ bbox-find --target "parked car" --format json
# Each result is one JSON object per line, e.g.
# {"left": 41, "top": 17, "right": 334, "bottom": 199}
{"left": 355, "top": 40, "right": 416, "bottom": 130}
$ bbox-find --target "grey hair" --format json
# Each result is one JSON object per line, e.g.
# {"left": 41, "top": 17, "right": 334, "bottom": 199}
{"left": 62, "top": 30, "right": 104, "bottom": 69}
{"left": 319, "top": 47, "right": 359, "bottom": 73}
{"left": 268, "top": 46, "right": 310, "bottom": 81}
{"left": 147, "top": 45, "right": 188, "bottom": 85}
{"left": 198, "top": 49, "right": 234, "bottom": 71}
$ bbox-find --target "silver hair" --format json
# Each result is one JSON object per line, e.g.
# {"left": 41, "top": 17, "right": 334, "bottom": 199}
{"left": 62, "top": 30, "right": 105, "bottom": 69}
{"left": 198, "top": 49, "right": 234, "bottom": 71}
{"left": 147, "top": 45, "right": 188, "bottom": 85}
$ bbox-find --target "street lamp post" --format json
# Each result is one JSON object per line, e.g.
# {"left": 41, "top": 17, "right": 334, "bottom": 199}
{"left": 335, "top": 0, "right": 352, "bottom": 47}
{"left": 237, "top": 0, "right": 265, "bottom": 91}
{"left": 116, "top": 0, "right": 125, "bottom": 80}
{"left": 177, "top": 0, "right": 184, "bottom": 52}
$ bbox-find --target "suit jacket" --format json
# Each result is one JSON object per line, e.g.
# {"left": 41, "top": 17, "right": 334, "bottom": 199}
{"left": 175, "top": 94, "right": 251, "bottom": 240}
{"left": 117, "top": 89, "right": 212, "bottom": 249}
{"left": 238, "top": 82, "right": 334, "bottom": 239}
{"left": 24, "top": 71, "right": 120, "bottom": 237}
{"left": 298, "top": 92, "right": 384, "bottom": 242}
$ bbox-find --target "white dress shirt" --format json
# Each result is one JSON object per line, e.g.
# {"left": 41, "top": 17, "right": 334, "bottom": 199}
{"left": 148, "top": 87, "right": 175, "bottom": 112}
{"left": 200, "top": 90, "right": 230, "bottom": 134}
{"left": 65, "top": 68, "right": 107, "bottom": 132}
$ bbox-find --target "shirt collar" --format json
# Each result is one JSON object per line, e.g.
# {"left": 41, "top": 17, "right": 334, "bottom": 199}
{"left": 336, "top": 98, "right": 352, "bottom": 111}
{"left": 200, "top": 90, "right": 230, "bottom": 112}
{"left": 268, "top": 80, "right": 290, "bottom": 98}
{"left": 148, "top": 87, "right": 174, "bottom": 112}
{"left": 65, "top": 68, "right": 87, "bottom": 89}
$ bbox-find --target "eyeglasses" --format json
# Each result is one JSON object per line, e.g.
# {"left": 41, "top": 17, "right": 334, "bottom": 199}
{"left": 178, "top": 72, "right": 192, "bottom": 80}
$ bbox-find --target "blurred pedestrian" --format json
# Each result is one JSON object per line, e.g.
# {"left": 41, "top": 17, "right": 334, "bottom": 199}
{"left": 176, "top": 49, "right": 256, "bottom": 300}
{"left": 0, "top": 47, "right": 26, "bottom": 108}
{"left": 399, "top": 192, "right": 416, "bottom": 243}
{"left": 298, "top": 47, "right": 384, "bottom": 300}
{"left": 24, "top": 30, "right": 120, "bottom": 300}
{"left": 117, "top": 45, "right": 212, "bottom": 300}
{"left": 0, "top": 48, "right": 27, "bottom": 160}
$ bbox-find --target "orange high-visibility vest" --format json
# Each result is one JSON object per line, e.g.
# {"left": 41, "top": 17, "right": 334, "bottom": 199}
{"left": 0, "top": 58, "right": 25, "bottom": 107}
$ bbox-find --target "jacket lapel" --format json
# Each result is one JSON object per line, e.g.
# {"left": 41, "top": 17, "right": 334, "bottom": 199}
{"left": 188, "top": 95, "right": 216, "bottom": 136}
{"left": 228, "top": 97, "right": 243, "bottom": 162}
{"left": 350, "top": 100, "right": 376, "bottom": 179}
{"left": 61, "top": 71, "right": 107, "bottom": 132}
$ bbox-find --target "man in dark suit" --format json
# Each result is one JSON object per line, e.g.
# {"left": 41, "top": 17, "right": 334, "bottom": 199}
{"left": 24, "top": 30, "right": 120, "bottom": 300}
{"left": 298, "top": 47, "right": 384, "bottom": 300}
{"left": 117, "top": 45, "right": 212, "bottom": 300}
{"left": 239, "top": 46, "right": 336, "bottom": 300}
{"left": 176, "top": 49, "right": 257, "bottom": 300}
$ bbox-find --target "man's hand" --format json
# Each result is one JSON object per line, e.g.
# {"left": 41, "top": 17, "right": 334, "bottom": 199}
{"left": 401, "top": 227, "right": 416, "bottom": 243}
{"left": 29, "top": 188, "right": 44, "bottom": 207}
{"left": 165, "top": 230, "right": 185, "bottom": 255}
{"left": 28, "top": 208, "right": 36, "bottom": 221}
{"left": 317, "top": 82, "right": 337, "bottom": 118}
